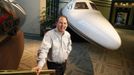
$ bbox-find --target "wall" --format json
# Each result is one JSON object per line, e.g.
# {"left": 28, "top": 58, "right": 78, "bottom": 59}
{"left": 16, "top": 0, "right": 40, "bottom": 34}
{"left": 128, "top": 7, "right": 134, "bottom": 25}
{"left": 92, "top": 0, "right": 112, "bottom": 20}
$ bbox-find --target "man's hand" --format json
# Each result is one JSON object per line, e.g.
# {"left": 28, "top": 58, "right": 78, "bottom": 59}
{"left": 32, "top": 66, "right": 42, "bottom": 75}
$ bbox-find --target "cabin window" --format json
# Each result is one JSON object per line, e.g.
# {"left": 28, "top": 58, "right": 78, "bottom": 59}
{"left": 90, "top": 3, "right": 98, "bottom": 10}
{"left": 74, "top": 2, "right": 88, "bottom": 9}
{"left": 68, "top": 4, "right": 73, "bottom": 9}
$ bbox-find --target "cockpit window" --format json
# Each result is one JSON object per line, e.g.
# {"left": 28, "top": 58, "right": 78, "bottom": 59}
{"left": 90, "top": 3, "right": 98, "bottom": 10}
{"left": 74, "top": 2, "right": 88, "bottom": 9}
{"left": 67, "top": 4, "right": 73, "bottom": 9}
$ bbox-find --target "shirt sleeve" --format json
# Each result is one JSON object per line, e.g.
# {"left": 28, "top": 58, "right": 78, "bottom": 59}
{"left": 67, "top": 34, "right": 72, "bottom": 55}
{"left": 37, "top": 32, "right": 52, "bottom": 68}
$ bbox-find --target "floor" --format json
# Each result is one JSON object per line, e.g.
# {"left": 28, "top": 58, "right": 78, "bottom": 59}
{"left": 18, "top": 28, "right": 134, "bottom": 75}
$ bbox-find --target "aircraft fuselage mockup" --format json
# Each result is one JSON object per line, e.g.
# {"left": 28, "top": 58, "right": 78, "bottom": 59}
{"left": 61, "top": 0, "right": 121, "bottom": 50}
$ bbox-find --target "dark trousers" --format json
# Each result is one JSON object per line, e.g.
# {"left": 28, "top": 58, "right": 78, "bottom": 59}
{"left": 47, "top": 60, "right": 66, "bottom": 75}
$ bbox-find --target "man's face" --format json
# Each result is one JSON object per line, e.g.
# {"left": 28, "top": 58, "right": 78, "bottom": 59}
{"left": 56, "top": 16, "right": 68, "bottom": 32}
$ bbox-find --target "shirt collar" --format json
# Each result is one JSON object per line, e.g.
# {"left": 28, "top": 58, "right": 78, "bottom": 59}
{"left": 55, "top": 28, "right": 65, "bottom": 36}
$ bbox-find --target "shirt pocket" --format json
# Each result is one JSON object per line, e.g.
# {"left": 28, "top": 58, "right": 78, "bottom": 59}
{"left": 52, "top": 39, "right": 60, "bottom": 49}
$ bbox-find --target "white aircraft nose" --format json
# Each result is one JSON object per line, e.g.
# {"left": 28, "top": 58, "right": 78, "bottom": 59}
{"left": 79, "top": 13, "right": 121, "bottom": 50}
{"left": 61, "top": 0, "right": 121, "bottom": 50}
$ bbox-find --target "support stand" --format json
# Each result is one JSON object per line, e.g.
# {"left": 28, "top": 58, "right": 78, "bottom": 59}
{"left": 0, "top": 30, "right": 24, "bottom": 70}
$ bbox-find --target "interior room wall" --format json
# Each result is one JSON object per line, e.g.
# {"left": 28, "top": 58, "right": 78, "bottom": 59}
{"left": 92, "top": 0, "right": 112, "bottom": 20}
{"left": 16, "top": 0, "right": 40, "bottom": 34}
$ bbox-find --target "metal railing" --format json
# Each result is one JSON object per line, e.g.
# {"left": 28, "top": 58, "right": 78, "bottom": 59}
{"left": 0, "top": 69, "right": 55, "bottom": 75}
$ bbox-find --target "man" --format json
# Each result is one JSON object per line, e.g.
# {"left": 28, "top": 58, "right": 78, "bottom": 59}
{"left": 33, "top": 16, "right": 72, "bottom": 75}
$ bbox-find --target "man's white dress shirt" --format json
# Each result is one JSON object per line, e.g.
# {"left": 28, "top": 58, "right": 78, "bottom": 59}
{"left": 37, "top": 28, "right": 72, "bottom": 68}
